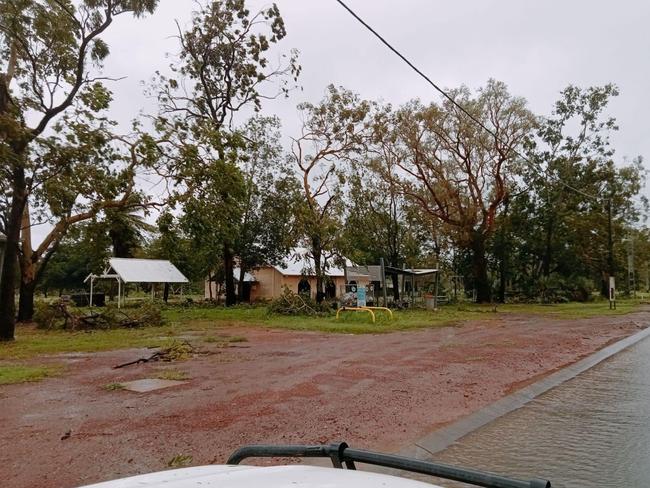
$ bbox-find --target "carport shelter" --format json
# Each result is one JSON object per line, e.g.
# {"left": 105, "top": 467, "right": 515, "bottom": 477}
{"left": 85, "top": 258, "right": 188, "bottom": 308}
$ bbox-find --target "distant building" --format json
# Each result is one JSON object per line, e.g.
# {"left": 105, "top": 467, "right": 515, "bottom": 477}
{"left": 204, "top": 248, "right": 366, "bottom": 302}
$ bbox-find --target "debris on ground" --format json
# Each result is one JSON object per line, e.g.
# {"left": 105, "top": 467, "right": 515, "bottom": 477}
{"left": 268, "top": 287, "right": 331, "bottom": 316}
{"left": 113, "top": 341, "right": 196, "bottom": 369}
{"left": 34, "top": 300, "right": 163, "bottom": 330}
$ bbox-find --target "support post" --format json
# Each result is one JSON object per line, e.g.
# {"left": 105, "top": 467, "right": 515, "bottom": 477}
{"left": 380, "top": 258, "right": 387, "bottom": 307}
{"left": 411, "top": 274, "right": 415, "bottom": 308}
{"left": 433, "top": 271, "right": 439, "bottom": 311}
{"left": 89, "top": 276, "right": 94, "bottom": 308}
{"left": 607, "top": 198, "right": 615, "bottom": 310}
{"left": 117, "top": 278, "right": 122, "bottom": 309}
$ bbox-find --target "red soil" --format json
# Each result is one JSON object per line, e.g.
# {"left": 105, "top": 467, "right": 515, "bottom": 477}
{"left": 1, "top": 310, "right": 647, "bottom": 488}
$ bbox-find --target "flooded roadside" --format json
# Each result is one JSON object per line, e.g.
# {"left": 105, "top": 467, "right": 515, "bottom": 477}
{"left": 428, "top": 335, "right": 650, "bottom": 487}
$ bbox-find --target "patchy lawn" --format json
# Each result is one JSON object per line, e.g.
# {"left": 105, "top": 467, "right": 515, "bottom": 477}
{"left": 0, "top": 299, "right": 641, "bottom": 360}
{"left": 0, "top": 364, "right": 63, "bottom": 385}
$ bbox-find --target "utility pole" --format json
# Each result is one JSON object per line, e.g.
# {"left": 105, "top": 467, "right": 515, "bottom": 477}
{"left": 626, "top": 235, "right": 635, "bottom": 298}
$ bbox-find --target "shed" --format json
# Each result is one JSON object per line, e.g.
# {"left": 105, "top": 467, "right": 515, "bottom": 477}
{"left": 86, "top": 258, "right": 188, "bottom": 308}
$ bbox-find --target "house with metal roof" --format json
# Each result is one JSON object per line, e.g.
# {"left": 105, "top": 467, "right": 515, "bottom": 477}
{"left": 204, "top": 248, "right": 359, "bottom": 302}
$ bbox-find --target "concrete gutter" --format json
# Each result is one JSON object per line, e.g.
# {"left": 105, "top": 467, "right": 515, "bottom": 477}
{"left": 404, "top": 325, "right": 650, "bottom": 460}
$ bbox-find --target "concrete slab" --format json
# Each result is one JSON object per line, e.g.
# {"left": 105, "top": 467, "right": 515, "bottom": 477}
{"left": 121, "top": 378, "right": 187, "bottom": 393}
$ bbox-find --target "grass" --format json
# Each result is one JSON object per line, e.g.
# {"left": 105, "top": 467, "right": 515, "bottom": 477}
{"left": 0, "top": 364, "right": 63, "bottom": 385}
{"left": 167, "top": 454, "right": 193, "bottom": 468}
{"left": 494, "top": 299, "right": 641, "bottom": 319}
{"left": 155, "top": 369, "right": 189, "bottom": 381}
{"left": 0, "top": 298, "right": 642, "bottom": 361}
{"left": 104, "top": 382, "right": 126, "bottom": 391}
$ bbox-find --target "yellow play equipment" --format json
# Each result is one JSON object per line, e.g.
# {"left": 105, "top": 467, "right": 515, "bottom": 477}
{"left": 336, "top": 306, "right": 393, "bottom": 323}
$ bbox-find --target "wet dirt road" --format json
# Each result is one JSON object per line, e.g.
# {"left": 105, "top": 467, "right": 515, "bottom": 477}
{"left": 1, "top": 310, "right": 647, "bottom": 487}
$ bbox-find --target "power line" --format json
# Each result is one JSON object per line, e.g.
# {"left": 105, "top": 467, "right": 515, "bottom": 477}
{"left": 333, "top": 0, "right": 604, "bottom": 203}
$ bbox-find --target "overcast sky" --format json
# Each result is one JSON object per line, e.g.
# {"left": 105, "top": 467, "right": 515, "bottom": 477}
{"left": 100, "top": 0, "right": 649, "bottom": 153}
{"left": 32, "top": 0, "right": 650, "bottom": 242}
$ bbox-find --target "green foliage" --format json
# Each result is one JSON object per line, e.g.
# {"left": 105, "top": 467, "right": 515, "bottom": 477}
{"left": 290, "top": 85, "right": 371, "bottom": 296}
{"left": 147, "top": 1, "right": 301, "bottom": 306}
{"left": 38, "top": 223, "right": 110, "bottom": 294}
{"left": 504, "top": 84, "right": 647, "bottom": 300}
{"left": 533, "top": 274, "right": 595, "bottom": 304}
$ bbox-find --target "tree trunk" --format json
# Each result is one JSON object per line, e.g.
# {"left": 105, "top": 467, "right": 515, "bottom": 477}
{"left": 18, "top": 279, "right": 36, "bottom": 322}
{"left": 311, "top": 238, "right": 324, "bottom": 302}
{"left": 390, "top": 273, "right": 400, "bottom": 300}
{"left": 223, "top": 245, "right": 236, "bottom": 306}
{"left": 497, "top": 198, "right": 509, "bottom": 303}
{"left": 207, "top": 272, "right": 213, "bottom": 300}
{"left": 163, "top": 282, "right": 170, "bottom": 303}
{"left": 18, "top": 203, "right": 37, "bottom": 322}
{"left": 237, "top": 266, "right": 246, "bottom": 303}
{"left": 471, "top": 232, "right": 491, "bottom": 303}
{"left": 0, "top": 167, "right": 27, "bottom": 340}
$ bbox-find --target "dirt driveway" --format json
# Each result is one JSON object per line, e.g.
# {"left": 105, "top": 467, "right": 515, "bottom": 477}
{"left": 1, "top": 310, "right": 648, "bottom": 487}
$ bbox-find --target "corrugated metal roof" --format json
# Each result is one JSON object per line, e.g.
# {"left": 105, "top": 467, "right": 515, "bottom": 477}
{"left": 233, "top": 267, "right": 256, "bottom": 282}
{"left": 271, "top": 247, "right": 348, "bottom": 277}
{"left": 108, "top": 258, "right": 188, "bottom": 283}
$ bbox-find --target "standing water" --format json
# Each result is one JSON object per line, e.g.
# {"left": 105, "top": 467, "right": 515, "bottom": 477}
{"left": 428, "top": 336, "right": 650, "bottom": 487}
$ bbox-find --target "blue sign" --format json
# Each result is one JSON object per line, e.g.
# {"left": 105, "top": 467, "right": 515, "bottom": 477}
{"left": 357, "top": 286, "right": 366, "bottom": 307}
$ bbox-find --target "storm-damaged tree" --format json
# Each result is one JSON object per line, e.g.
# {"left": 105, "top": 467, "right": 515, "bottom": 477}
{"left": 383, "top": 80, "right": 536, "bottom": 303}
{"left": 513, "top": 84, "right": 647, "bottom": 298}
{"left": 233, "top": 116, "right": 301, "bottom": 301}
{"left": 15, "top": 117, "right": 157, "bottom": 322}
{"left": 341, "top": 154, "right": 426, "bottom": 300}
{"left": 152, "top": 0, "right": 299, "bottom": 306}
{"left": 0, "top": 0, "right": 158, "bottom": 339}
{"left": 290, "top": 85, "right": 370, "bottom": 301}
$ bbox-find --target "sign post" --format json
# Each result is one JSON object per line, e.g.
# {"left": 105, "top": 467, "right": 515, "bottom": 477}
{"left": 357, "top": 286, "right": 366, "bottom": 307}
{"left": 609, "top": 276, "right": 616, "bottom": 310}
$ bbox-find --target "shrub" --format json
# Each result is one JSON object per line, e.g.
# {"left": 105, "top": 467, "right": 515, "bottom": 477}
{"left": 535, "top": 274, "right": 594, "bottom": 303}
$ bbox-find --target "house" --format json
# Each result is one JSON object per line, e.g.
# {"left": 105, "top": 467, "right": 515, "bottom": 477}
{"left": 204, "top": 248, "right": 368, "bottom": 302}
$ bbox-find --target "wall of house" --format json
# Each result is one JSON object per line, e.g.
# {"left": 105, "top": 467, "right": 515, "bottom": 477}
{"left": 250, "top": 267, "right": 282, "bottom": 301}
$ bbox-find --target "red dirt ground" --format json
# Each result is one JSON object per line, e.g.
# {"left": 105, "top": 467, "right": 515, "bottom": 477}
{"left": 1, "top": 309, "right": 648, "bottom": 488}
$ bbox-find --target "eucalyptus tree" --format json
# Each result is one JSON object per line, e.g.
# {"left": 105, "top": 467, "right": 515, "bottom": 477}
{"left": 152, "top": 0, "right": 299, "bottom": 306}
{"left": 290, "top": 85, "right": 371, "bottom": 301}
{"left": 384, "top": 80, "right": 536, "bottom": 302}
{"left": 15, "top": 118, "right": 156, "bottom": 321}
{"left": 233, "top": 116, "right": 301, "bottom": 300}
{"left": 513, "top": 84, "right": 647, "bottom": 298}
{"left": 342, "top": 156, "right": 425, "bottom": 300}
{"left": 0, "top": 0, "right": 158, "bottom": 338}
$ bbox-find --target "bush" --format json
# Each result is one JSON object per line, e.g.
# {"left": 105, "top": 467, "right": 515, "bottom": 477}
{"left": 34, "top": 301, "right": 60, "bottom": 329}
{"left": 535, "top": 274, "right": 594, "bottom": 303}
